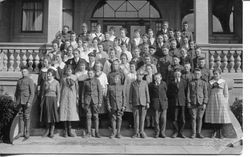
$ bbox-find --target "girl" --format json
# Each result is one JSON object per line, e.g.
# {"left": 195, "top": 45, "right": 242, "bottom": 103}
{"left": 119, "top": 53, "right": 130, "bottom": 76}
{"left": 60, "top": 65, "right": 79, "bottom": 137}
{"left": 40, "top": 69, "right": 60, "bottom": 138}
{"left": 205, "top": 69, "right": 231, "bottom": 139}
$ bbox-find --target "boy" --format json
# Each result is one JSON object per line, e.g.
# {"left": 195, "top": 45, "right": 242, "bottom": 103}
{"left": 187, "top": 68, "right": 208, "bottom": 138}
{"left": 101, "top": 32, "right": 114, "bottom": 52}
{"left": 129, "top": 70, "right": 150, "bottom": 138}
{"left": 169, "top": 39, "right": 181, "bottom": 58}
{"left": 167, "top": 68, "right": 187, "bottom": 138}
{"left": 167, "top": 56, "right": 184, "bottom": 81}
{"left": 82, "top": 70, "right": 103, "bottom": 138}
{"left": 157, "top": 46, "right": 172, "bottom": 82}
{"left": 107, "top": 75, "right": 126, "bottom": 138}
{"left": 182, "top": 21, "right": 193, "bottom": 41}
{"left": 14, "top": 66, "right": 35, "bottom": 140}
{"left": 149, "top": 73, "right": 168, "bottom": 138}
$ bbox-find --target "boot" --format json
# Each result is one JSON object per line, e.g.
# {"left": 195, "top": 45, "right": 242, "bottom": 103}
{"left": 95, "top": 119, "right": 100, "bottom": 138}
{"left": 218, "top": 129, "right": 224, "bottom": 139}
{"left": 63, "top": 122, "right": 68, "bottom": 138}
{"left": 42, "top": 123, "right": 50, "bottom": 137}
{"left": 179, "top": 122, "right": 186, "bottom": 138}
{"left": 85, "top": 119, "right": 92, "bottom": 138}
{"left": 110, "top": 119, "right": 116, "bottom": 139}
{"left": 49, "top": 123, "right": 55, "bottom": 138}
{"left": 172, "top": 121, "right": 179, "bottom": 138}
{"left": 24, "top": 119, "right": 30, "bottom": 139}
{"left": 14, "top": 116, "right": 24, "bottom": 140}
{"left": 67, "top": 121, "right": 75, "bottom": 137}
{"left": 211, "top": 130, "right": 217, "bottom": 138}
{"left": 116, "top": 119, "right": 122, "bottom": 138}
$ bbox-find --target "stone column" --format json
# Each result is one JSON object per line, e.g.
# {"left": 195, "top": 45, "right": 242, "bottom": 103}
{"left": 194, "top": 0, "right": 209, "bottom": 44}
{"left": 47, "top": 0, "right": 62, "bottom": 43}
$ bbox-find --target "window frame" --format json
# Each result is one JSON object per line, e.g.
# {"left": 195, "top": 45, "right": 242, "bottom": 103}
{"left": 21, "top": 0, "right": 44, "bottom": 33}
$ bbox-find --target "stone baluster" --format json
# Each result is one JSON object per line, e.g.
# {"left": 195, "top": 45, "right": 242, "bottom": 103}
{"left": 34, "top": 49, "right": 40, "bottom": 73}
{"left": 209, "top": 50, "right": 215, "bottom": 71}
{"left": 216, "top": 50, "right": 222, "bottom": 70}
{"left": 15, "top": 50, "right": 21, "bottom": 72}
{"left": 228, "top": 50, "right": 235, "bottom": 73}
{"left": 222, "top": 50, "right": 228, "bottom": 73}
{"left": 22, "top": 50, "right": 27, "bottom": 67}
{"left": 2, "top": 50, "right": 8, "bottom": 71}
{"left": 235, "top": 50, "right": 242, "bottom": 73}
{"left": 28, "top": 50, "right": 34, "bottom": 72}
{"left": 8, "top": 50, "right": 14, "bottom": 72}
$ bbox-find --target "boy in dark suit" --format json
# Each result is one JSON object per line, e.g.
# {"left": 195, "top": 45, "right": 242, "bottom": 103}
{"left": 129, "top": 70, "right": 150, "bottom": 138}
{"left": 168, "top": 68, "right": 187, "bottom": 138}
{"left": 14, "top": 66, "right": 35, "bottom": 140}
{"left": 82, "top": 70, "right": 103, "bottom": 138}
{"left": 107, "top": 75, "right": 126, "bottom": 138}
{"left": 149, "top": 73, "right": 168, "bottom": 138}
{"left": 187, "top": 68, "right": 208, "bottom": 138}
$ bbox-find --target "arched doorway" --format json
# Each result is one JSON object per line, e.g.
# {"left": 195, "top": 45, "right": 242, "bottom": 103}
{"left": 91, "top": 0, "right": 162, "bottom": 37}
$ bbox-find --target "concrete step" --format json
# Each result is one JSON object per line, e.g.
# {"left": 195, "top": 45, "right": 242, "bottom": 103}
{"left": 3, "top": 135, "right": 241, "bottom": 154}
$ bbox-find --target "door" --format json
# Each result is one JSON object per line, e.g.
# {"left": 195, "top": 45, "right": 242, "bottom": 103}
{"left": 104, "top": 21, "right": 150, "bottom": 38}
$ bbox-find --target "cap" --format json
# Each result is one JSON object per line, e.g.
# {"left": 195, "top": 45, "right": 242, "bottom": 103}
{"left": 88, "top": 52, "right": 96, "bottom": 57}
{"left": 198, "top": 57, "right": 206, "bottom": 60}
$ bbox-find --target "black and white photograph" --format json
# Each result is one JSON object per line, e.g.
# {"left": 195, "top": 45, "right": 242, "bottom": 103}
{"left": 0, "top": 0, "right": 244, "bottom": 155}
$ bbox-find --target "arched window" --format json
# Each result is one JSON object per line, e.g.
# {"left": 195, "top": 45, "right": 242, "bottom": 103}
{"left": 92, "top": 0, "right": 161, "bottom": 18}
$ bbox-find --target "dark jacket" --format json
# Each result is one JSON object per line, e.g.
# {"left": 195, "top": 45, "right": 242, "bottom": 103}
{"left": 107, "top": 85, "right": 125, "bottom": 111}
{"left": 167, "top": 78, "right": 187, "bottom": 107}
{"left": 129, "top": 80, "right": 150, "bottom": 107}
{"left": 82, "top": 78, "right": 102, "bottom": 107}
{"left": 66, "top": 58, "right": 87, "bottom": 74}
{"left": 15, "top": 76, "right": 35, "bottom": 105}
{"left": 187, "top": 79, "right": 208, "bottom": 106}
{"left": 149, "top": 81, "right": 168, "bottom": 110}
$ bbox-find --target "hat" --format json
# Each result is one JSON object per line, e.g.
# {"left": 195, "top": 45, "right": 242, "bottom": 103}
{"left": 88, "top": 52, "right": 96, "bottom": 57}
{"left": 149, "top": 45, "right": 156, "bottom": 49}
{"left": 198, "top": 57, "right": 206, "bottom": 60}
{"left": 174, "top": 67, "right": 182, "bottom": 72}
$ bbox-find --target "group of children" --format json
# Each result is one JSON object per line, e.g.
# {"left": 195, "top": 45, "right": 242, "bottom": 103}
{"left": 14, "top": 21, "right": 232, "bottom": 140}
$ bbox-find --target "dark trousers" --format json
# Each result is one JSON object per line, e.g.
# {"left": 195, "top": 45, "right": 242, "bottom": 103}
{"left": 133, "top": 105, "right": 147, "bottom": 134}
{"left": 86, "top": 101, "right": 99, "bottom": 134}
{"left": 17, "top": 104, "right": 31, "bottom": 135}
{"left": 154, "top": 109, "right": 167, "bottom": 135}
{"left": 173, "top": 106, "right": 185, "bottom": 133}
{"left": 189, "top": 106, "right": 205, "bottom": 134}
{"left": 111, "top": 109, "right": 123, "bottom": 134}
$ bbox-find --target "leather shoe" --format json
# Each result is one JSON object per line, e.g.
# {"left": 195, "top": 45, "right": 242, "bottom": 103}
{"left": 110, "top": 133, "right": 115, "bottom": 139}
{"left": 95, "top": 132, "right": 101, "bottom": 138}
{"left": 171, "top": 132, "right": 178, "bottom": 138}
{"left": 154, "top": 133, "right": 159, "bottom": 138}
{"left": 179, "top": 132, "right": 186, "bottom": 138}
{"left": 211, "top": 130, "right": 217, "bottom": 138}
{"left": 140, "top": 132, "right": 147, "bottom": 138}
{"left": 14, "top": 133, "right": 24, "bottom": 140}
{"left": 132, "top": 133, "right": 140, "bottom": 138}
{"left": 84, "top": 133, "right": 91, "bottom": 138}
{"left": 190, "top": 133, "right": 196, "bottom": 139}
{"left": 160, "top": 133, "right": 166, "bottom": 138}
{"left": 116, "top": 133, "right": 121, "bottom": 139}
{"left": 197, "top": 133, "right": 204, "bottom": 138}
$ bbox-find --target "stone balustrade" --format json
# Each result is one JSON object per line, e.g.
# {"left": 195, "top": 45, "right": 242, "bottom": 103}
{"left": 0, "top": 43, "right": 51, "bottom": 73}
{"left": 198, "top": 44, "right": 242, "bottom": 73}
{"left": 0, "top": 43, "right": 243, "bottom": 74}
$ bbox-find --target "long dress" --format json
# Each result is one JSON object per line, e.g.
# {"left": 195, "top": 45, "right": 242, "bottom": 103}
{"left": 40, "top": 79, "right": 60, "bottom": 123}
{"left": 205, "top": 78, "right": 231, "bottom": 124}
{"left": 96, "top": 71, "right": 108, "bottom": 114}
{"left": 124, "top": 72, "right": 137, "bottom": 112}
{"left": 59, "top": 75, "right": 79, "bottom": 121}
